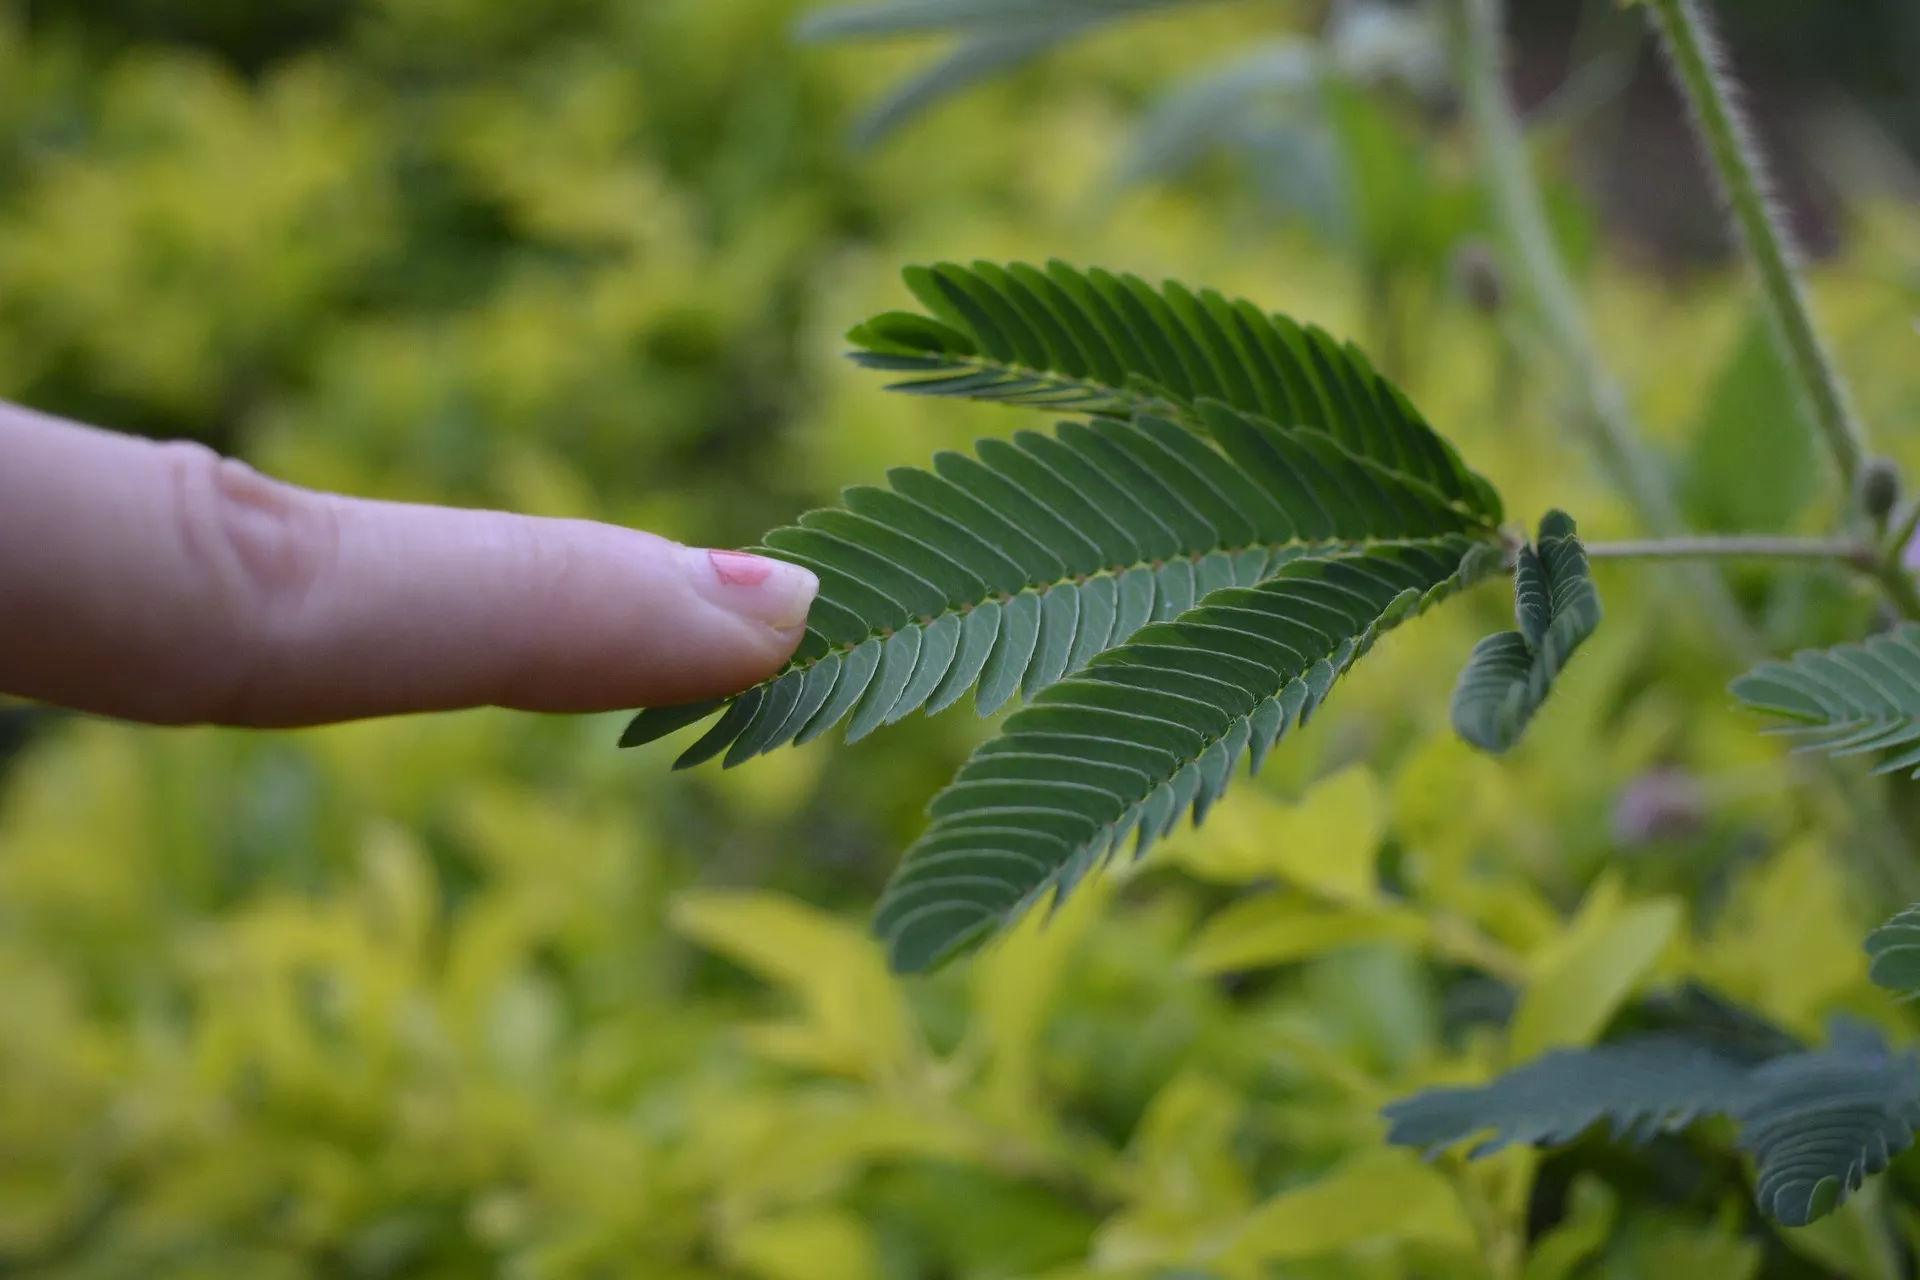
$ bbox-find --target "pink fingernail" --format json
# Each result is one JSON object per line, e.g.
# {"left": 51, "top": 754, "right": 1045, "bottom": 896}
{"left": 690, "top": 548, "right": 818, "bottom": 631}
{"left": 710, "top": 550, "right": 776, "bottom": 587}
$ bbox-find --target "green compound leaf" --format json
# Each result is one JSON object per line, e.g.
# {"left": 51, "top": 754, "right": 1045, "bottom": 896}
{"left": 847, "top": 261, "right": 1503, "bottom": 523}
{"left": 1384, "top": 1023, "right": 1920, "bottom": 1229}
{"left": 1731, "top": 624, "right": 1920, "bottom": 777}
{"left": 1866, "top": 904, "right": 1920, "bottom": 995}
{"left": 874, "top": 536, "right": 1504, "bottom": 972}
{"left": 1382, "top": 1037, "right": 1755, "bottom": 1157}
{"left": 622, "top": 265, "right": 1511, "bottom": 982}
{"left": 1450, "top": 510, "right": 1602, "bottom": 753}
{"left": 624, "top": 397, "right": 1500, "bottom": 770}
{"left": 1735, "top": 1028, "right": 1920, "bottom": 1227}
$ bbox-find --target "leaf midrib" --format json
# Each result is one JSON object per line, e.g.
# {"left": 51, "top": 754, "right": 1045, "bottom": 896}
{"left": 870, "top": 347, "right": 1172, "bottom": 411}
{"left": 772, "top": 534, "right": 1460, "bottom": 681}
{"left": 889, "top": 545, "right": 1489, "bottom": 947}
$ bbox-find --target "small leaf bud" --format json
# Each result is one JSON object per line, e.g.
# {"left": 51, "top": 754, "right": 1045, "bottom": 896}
{"left": 1451, "top": 240, "right": 1506, "bottom": 316}
{"left": 1861, "top": 457, "right": 1901, "bottom": 522}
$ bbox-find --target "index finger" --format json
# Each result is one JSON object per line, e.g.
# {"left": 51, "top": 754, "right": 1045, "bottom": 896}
{"left": 0, "top": 403, "right": 818, "bottom": 727}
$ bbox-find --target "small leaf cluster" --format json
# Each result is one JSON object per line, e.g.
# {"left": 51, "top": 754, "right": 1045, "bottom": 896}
{"left": 1385, "top": 915, "right": 1920, "bottom": 1228}
{"left": 1451, "top": 510, "right": 1603, "bottom": 754}
{"left": 1385, "top": 1024, "right": 1920, "bottom": 1228}
{"left": 1732, "top": 624, "right": 1920, "bottom": 777}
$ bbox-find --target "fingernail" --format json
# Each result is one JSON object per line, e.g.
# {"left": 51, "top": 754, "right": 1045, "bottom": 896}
{"left": 689, "top": 549, "right": 818, "bottom": 631}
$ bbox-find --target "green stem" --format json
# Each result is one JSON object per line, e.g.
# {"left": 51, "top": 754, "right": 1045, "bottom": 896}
{"left": 1583, "top": 536, "right": 1870, "bottom": 563}
{"left": 1640, "top": 0, "right": 1867, "bottom": 494}
{"left": 1448, "top": 0, "right": 1757, "bottom": 662}
{"left": 1450, "top": 0, "right": 1920, "bottom": 904}
{"left": 1875, "top": 502, "right": 1920, "bottom": 619}
{"left": 1882, "top": 498, "right": 1920, "bottom": 563}
{"left": 1874, "top": 561, "right": 1920, "bottom": 622}
{"left": 1585, "top": 538, "right": 1920, "bottom": 619}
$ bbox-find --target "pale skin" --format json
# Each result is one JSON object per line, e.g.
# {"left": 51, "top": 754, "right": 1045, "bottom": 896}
{"left": 0, "top": 401, "right": 819, "bottom": 728}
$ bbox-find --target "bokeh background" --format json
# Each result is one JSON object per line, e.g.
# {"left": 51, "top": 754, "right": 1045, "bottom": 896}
{"left": 4, "top": 0, "right": 1920, "bottom": 1276}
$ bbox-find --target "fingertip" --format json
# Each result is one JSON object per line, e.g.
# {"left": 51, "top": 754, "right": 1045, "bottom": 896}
{"left": 494, "top": 531, "right": 818, "bottom": 713}
{"left": 682, "top": 547, "right": 819, "bottom": 633}
{"left": 478, "top": 530, "right": 818, "bottom": 713}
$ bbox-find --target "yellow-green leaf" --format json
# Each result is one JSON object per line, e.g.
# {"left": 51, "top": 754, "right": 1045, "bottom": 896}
{"left": 1169, "top": 765, "right": 1386, "bottom": 904}
{"left": 1524, "top": 1175, "right": 1617, "bottom": 1280}
{"left": 1695, "top": 837, "right": 1864, "bottom": 1036}
{"left": 1510, "top": 880, "right": 1682, "bottom": 1060}
{"left": 727, "top": 1209, "right": 879, "bottom": 1280}
{"left": 1215, "top": 1148, "right": 1477, "bottom": 1267}
{"left": 670, "top": 891, "right": 921, "bottom": 1082}
{"left": 970, "top": 869, "right": 1115, "bottom": 1127}
{"left": 1094, "top": 1073, "right": 1255, "bottom": 1267}
{"left": 1185, "top": 894, "right": 1428, "bottom": 975}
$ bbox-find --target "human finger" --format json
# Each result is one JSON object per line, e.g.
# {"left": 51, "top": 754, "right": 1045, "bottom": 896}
{"left": 0, "top": 402, "right": 817, "bottom": 727}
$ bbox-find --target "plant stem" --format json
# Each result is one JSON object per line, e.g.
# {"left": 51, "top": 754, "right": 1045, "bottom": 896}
{"left": 1640, "top": 0, "right": 1867, "bottom": 494}
{"left": 1640, "top": 0, "right": 1920, "bottom": 631}
{"left": 1450, "top": 0, "right": 1920, "bottom": 904}
{"left": 1583, "top": 538, "right": 1920, "bottom": 620}
{"left": 1447, "top": 0, "right": 1758, "bottom": 662}
{"left": 1873, "top": 561, "right": 1920, "bottom": 622}
{"left": 1883, "top": 499, "right": 1920, "bottom": 565}
{"left": 1582, "top": 541, "right": 1920, "bottom": 621}
{"left": 1583, "top": 536, "right": 1869, "bottom": 563}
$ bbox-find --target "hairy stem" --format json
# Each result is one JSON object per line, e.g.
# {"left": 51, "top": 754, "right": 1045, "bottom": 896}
{"left": 1450, "top": 0, "right": 1920, "bottom": 903}
{"left": 1640, "top": 0, "right": 1867, "bottom": 494}
{"left": 1447, "top": 0, "right": 1757, "bottom": 661}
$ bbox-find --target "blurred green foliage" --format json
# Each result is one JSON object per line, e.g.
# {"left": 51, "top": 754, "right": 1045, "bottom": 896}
{"left": 7, "top": 0, "right": 1920, "bottom": 1276}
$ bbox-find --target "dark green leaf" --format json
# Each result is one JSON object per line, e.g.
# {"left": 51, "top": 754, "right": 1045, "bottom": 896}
{"left": 873, "top": 537, "right": 1499, "bottom": 972}
{"left": 1385, "top": 1023, "right": 1920, "bottom": 1228}
{"left": 1383, "top": 1037, "right": 1753, "bottom": 1157}
{"left": 846, "top": 262, "right": 1501, "bottom": 523}
{"left": 1866, "top": 905, "right": 1920, "bottom": 995}
{"left": 1731, "top": 625, "right": 1920, "bottom": 776}
{"left": 1450, "top": 510, "right": 1602, "bottom": 753}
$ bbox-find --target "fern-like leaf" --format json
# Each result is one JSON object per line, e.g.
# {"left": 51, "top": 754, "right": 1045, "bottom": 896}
{"left": 874, "top": 536, "right": 1503, "bottom": 972}
{"left": 623, "top": 395, "right": 1501, "bottom": 769}
{"left": 1450, "top": 510, "right": 1601, "bottom": 753}
{"left": 1733, "top": 1027, "right": 1920, "bottom": 1226}
{"left": 1866, "top": 904, "right": 1920, "bottom": 995}
{"left": 1731, "top": 624, "right": 1920, "bottom": 776}
{"left": 847, "top": 261, "right": 1503, "bottom": 522}
{"left": 1384, "top": 1023, "right": 1920, "bottom": 1228}
{"left": 1382, "top": 1037, "right": 1753, "bottom": 1158}
{"left": 623, "top": 267, "right": 1511, "bottom": 975}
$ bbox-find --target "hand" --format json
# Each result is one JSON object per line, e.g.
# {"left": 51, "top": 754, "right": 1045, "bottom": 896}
{"left": 0, "top": 402, "right": 818, "bottom": 728}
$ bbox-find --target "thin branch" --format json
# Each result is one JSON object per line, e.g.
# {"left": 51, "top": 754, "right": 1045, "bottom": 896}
{"left": 1583, "top": 536, "right": 1870, "bottom": 564}
{"left": 1883, "top": 499, "right": 1920, "bottom": 565}
{"left": 1447, "top": 0, "right": 1758, "bottom": 660}
{"left": 1449, "top": 0, "right": 1920, "bottom": 903}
